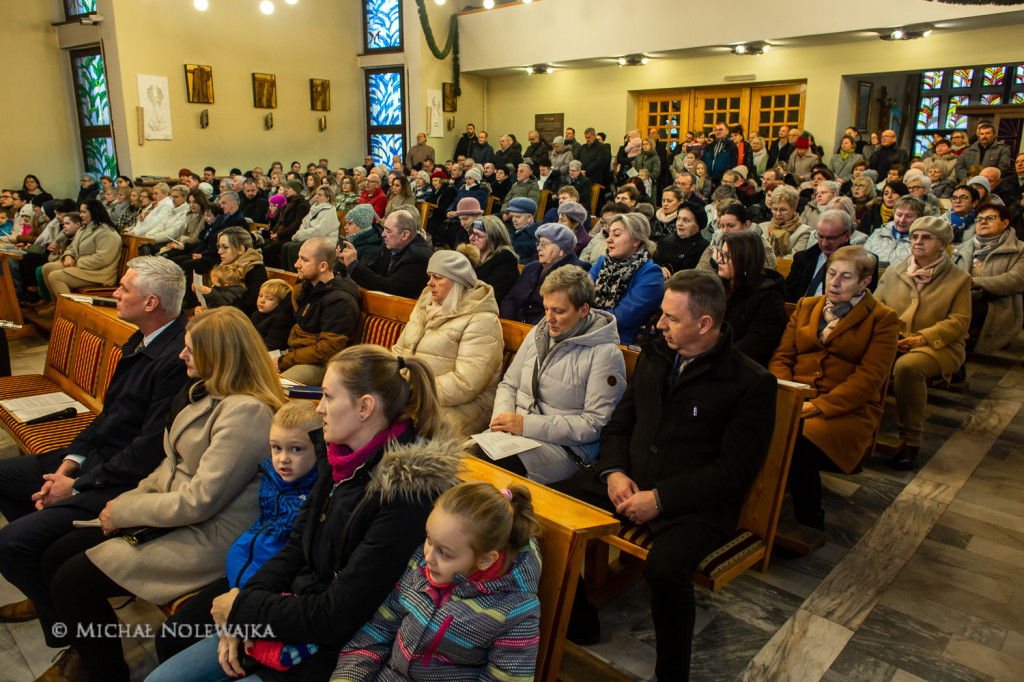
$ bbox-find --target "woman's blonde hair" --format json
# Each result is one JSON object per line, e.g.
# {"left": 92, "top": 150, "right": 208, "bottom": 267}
{"left": 437, "top": 482, "right": 540, "bottom": 558}
{"left": 770, "top": 185, "right": 799, "bottom": 209}
{"left": 186, "top": 307, "right": 286, "bottom": 410}
{"left": 326, "top": 345, "right": 441, "bottom": 438}
{"left": 478, "top": 215, "right": 515, "bottom": 260}
{"left": 826, "top": 244, "right": 876, "bottom": 281}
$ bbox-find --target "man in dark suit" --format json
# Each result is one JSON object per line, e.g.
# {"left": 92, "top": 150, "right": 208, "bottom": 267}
{"left": 558, "top": 270, "right": 776, "bottom": 681}
{"left": 341, "top": 209, "right": 431, "bottom": 299}
{"left": 767, "top": 125, "right": 791, "bottom": 168}
{"left": 577, "top": 127, "right": 612, "bottom": 189}
{"left": 785, "top": 210, "right": 876, "bottom": 301}
{"left": 0, "top": 257, "right": 190, "bottom": 643}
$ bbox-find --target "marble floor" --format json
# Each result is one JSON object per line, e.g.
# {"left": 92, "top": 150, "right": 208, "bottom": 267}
{"left": 1, "top": 335, "right": 1023, "bottom": 681}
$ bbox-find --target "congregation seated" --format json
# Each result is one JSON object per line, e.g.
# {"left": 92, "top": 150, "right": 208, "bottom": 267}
{"left": 335, "top": 175, "right": 360, "bottom": 212}
{"left": 589, "top": 212, "right": 665, "bottom": 344}
{"left": 922, "top": 137, "right": 958, "bottom": 185}
{"left": 500, "top": 163, "right": 541, "bottom": 217}
{"left": 392, "top": 250, "right": 504, "bottom": 436}
{"left": 141, "top": 184, "right": 191, "bottom": 248}
{"left": 940, "top": 183, "right": 979, "bottom": 243}
{"left": 461, "top": 215, "right": 520, "bottom": 303}
{"left": 712, "top": 230, "right": 788, "bottom": 367}
{"left": 650, "top": 186, "right": 686, "bottom": 242}
{"left": 38, "top": 200, "right": 121, "bottom": 317}
{"left": 864, "top": 194, "right": 924, "bottom": 268}
{"left": 447, "top": 197, "right": 484, "bottom": 248}
{"left": 557, "top": 201, "right": 591, "bottom": 256}
{"left": 262, "top": 180, "right": 311, "bottom": 267}
{"left": 507, "top": 197, "right": 540, "bottom": 264}
{"left": 770, "top": 245, "right": 899, "bottom": 529}
{"left": 905, "top": 173, "right": 943, "bottom": 217}
{"left": 281, "top": 184, "right": 340, "bottom": 272}
{"left": 238, "top": 176, "right": 269, "bottom": 223}
{"left": 764, "top": 185, "right": 812, "bottom": 258}
{"left": 698, "top": 203, "right": 777, "bottom": 270}
{"left": 542, "top": 185, "right": 586, "bottom": 224}
{"left": 383, "top": 174, "right": 416, "bottom": 219}
{"left": 799, "top": 180, "right": 840, "bottom": 230}
{"left": 851, "top": 176, "right": 879, "bottom": 222}
{"left": 827, "top": 134, "right": 864, "bottom": 182}
{"left": 501, "top": 224, "right": 589, "bottom": 324}
{"left": 341, "top": 209, "right": 431, "bottom": 299}
{"left": 785, "top": 209, "right": 877, "bottom": 301}
{"left": 652, "top": 199, "right": 709, "bottom": 278}
{"left": 192, "top": 226, "right": 267, "bottom": 316}
{"left": 875, "top": 217, "right": 971, "bottom": 469}
{"left": 177, "top": 191, "right": 249, "bottom": 279}
{"left": 951, "top": 203, "right": 1024, "bottom": 355}
{"left": 581, "top": 201, "right": 629, "bottom": 265}
{"left": 859, "top": 180, "right": 908, "bottom": 235}
{"left": 129, "top": 182, "right": 176, "bottom": 238}
{"left": 16, "top": 198, "right": 76, "bottom": 304}
{"left": 41, "top": 306, "right": 284, "bottom": 682}
{"left": 339, "top": 203, "right": 383, "bottom": 265}
{"left": 487, "top": 266, "right": 626, "bottom": 484}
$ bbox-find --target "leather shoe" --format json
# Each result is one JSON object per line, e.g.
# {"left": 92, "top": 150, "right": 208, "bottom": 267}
{"left": 891, "top": 445, "right": 920, "bottom": 471}
{"left": 0, "top": 598, "right": 37, "bottom": 622}
{"left": 35, "top": 648, "right": 81, "bottom": 682}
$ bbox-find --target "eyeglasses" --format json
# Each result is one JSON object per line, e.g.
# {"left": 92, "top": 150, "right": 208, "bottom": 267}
{"left": 976, "top": 215, "right": 1002, "bottom": 224}
{"left": 715, "top": 248, "right": 731, "bottom": 263}
{"left": 536, "top": 239, "right": 554, "bottom": 248}
{"left": 817, "top": 232, "right": 847, "bottom": 242}
{"left": 951, "top": 195, "right": 971, "bottom": 201}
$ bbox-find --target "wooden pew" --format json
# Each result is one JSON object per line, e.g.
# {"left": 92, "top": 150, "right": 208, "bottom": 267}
{"left": 584, "top": 379, "right": 814, "bottom": 601}
{"left": 537, "top": 190, "right": 551, "bottom": 221}
{"left": 590, "top": 184, "right": 605, "bottom": 215}
{"left": 0, "top": 296, "right": 136, "bottom": 454}
{"left": 416, "top": 202, "right": 435, "bottom": 235}
{"left": 459, "top": 457, "right": 618, "bottom": 682}
{"left": 0, "top": 252, "right": 33, "bottom": 338}
{"left": 265, "top": 267, "right": 298, "bottom": 286}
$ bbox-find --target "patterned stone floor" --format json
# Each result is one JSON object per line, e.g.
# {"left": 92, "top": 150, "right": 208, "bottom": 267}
{"left": 1, "top": 334, "right": 1023, "bottom": 681}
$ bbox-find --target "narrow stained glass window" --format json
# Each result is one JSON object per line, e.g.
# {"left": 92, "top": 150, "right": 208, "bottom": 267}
{"left": 64, "top": 0, "right": 96, "bottom": 18}
{"left": 917, "top": 97, "right": 940, "bottom": 129}
{"left": 365, "top": 0, "right": 401, "bottom": 52}
{"left": 368, "top": 71, "right": 402, "bottom": 127}
{"left": 365, "top": 67, "right": 405, "bottom": 169}
{"left": 370, "top": 134, "right": 405, "bottom": 168}
{"left": 70, "top": 46, "right": 117, "bottom": 179}
{"left": 946, "top": 95, "right": 969, "bottom": 129}
{"left": 952, "top": 69, "right": 974, "bottom": 88}
{"left": 921, "top": 70, "right": 944, "bottom": 90}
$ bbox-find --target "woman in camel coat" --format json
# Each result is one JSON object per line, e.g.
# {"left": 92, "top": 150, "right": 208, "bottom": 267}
{"left": 392, "top": 250, "right": 504, "bottom": 436}
{"left": 770, "top": 246, "right": 900, "bottom": 529}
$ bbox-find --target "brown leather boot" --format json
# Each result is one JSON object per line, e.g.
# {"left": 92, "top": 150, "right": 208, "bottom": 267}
{"left": 0, "top": 598, "right": 36, "bottom": 622}
{"left": 34, "top": 648, "right": 81, "bottom": 682}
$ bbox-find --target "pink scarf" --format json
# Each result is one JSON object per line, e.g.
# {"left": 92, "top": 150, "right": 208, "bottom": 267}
{"left": 906, "top": 256, "right": 943, "bottom": 292}
{"left": 326, "top": 421, "right": 408, "bottom": 483}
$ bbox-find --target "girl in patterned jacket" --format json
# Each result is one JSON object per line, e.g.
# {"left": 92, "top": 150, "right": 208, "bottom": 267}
{"left": 332, "top": 482, "right": 542, "bottom": 682}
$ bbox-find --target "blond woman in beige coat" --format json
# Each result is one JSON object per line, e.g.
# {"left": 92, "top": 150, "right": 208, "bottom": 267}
{"left": 44, "top": 307, "right": 286, "bottom": 682}
{"left": 392, "top": 250, "right": 503, "bottom": 436}
{"left": 875, "top": 217, "right": 970, "bottom": 469}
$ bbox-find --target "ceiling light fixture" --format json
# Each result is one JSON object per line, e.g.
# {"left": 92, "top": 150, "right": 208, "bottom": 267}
{"left": 731, "top": 42, "right": 770, "bottom": 56}
{"left": 194, "top": 0, "right": 208, "bottom": 9}
{"left": 260, "top": 0, "right": 274, "bottom": 14}
{"left": 879, "top": 24, "right": 934, "bottom": 41}
{"left": 483, "top": 0, "right": 494, "bottom": 8}
{"left": 525, "top": 64, "right": 553, "bottom": 75}
{"left": 617, "top": 54, "right": 648, "bottom": 67}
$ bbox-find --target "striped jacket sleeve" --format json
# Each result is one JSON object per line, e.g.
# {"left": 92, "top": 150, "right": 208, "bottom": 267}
{"left": 483, "top": 594, "right": 541, "bottom": 682}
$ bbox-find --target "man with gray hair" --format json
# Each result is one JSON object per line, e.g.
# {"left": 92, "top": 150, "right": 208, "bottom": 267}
{"left": 577, "top": 127, "right": 612, "bottom": 188}
{"left": 0, "top": 256, "right": 189, "bottom": 643}
{"left": 523, "top": 130, "right": 550, "bottom": 170}
{"left": 501, "top": 163, "right": 541, "bottom": 217}
{"left": 493, "top": 134, "right": 523, "bottom": 171}
{"left": 785, "top": 209, "right": 876, "bottom": 301}
{"left": 566, "top": 159, "right": 593, "bottom": 208}
{"left": 183, "top": 190, "right": 248, "bottom": 277}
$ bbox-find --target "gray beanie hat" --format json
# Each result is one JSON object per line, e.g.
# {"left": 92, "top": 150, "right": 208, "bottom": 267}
{"left": 345, "top": 203, "right": 376, "bottom": 232}
{"left": 536, "top": 223, "right": 577, "bottom": 255}
{"left": 552, "top": 136, "right": 565, "bottom": 146}
{"left": 967, "top": 175, "right": 992, "bottom": 193}
{"left": 909, "top": 215, "right": 954, "bottom": 245}
{"left": 466, "top": 168, "right": 483, "bottom": 183}
{"left": 427, "top": 250, "right": 478, "bottom": 288}
{"left": 861, "top": 169, "right": 879, "bottom": 184}
{"left": 557, "top": 201, "right": 587, "bottom": 227}
{"left": 198, "top": 182, "right": 214, "bottom": 198}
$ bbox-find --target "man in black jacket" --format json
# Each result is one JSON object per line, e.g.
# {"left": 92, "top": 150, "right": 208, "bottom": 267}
{"left": 523, "top": 130, "right": 550, "bottom": 170}
{"left": 493, "top": 135, "right": 523, "bottom": 172}
{"left": 453, "top": 123, "right": 477, "bottom": 161}
{"left": 767, "top": 125, "right": 791, "bottom": 168}
{"left": 0, "top": 257, "right": 190, "bottom": 640}
{"left": 239, "top": 178, "right": 269, "bottom": 223}
{"left": 784, "top": 210, "right": 877, "bottom": 301}
{"left": 577, "top": 127, "right": 611, "bottom": 189}
{"left": 558, "top": 270, "right": 777, "bottom": 681}
{"left": 870, "top": 130, "right": 910, "bottom": 181}
{"left": 341, "top": 209, "right": 431, "bottom": 299}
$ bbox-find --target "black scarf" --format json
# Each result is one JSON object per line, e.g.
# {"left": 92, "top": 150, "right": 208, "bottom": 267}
{"left": 594, "top": 248, "right": 651, "bottom": 309}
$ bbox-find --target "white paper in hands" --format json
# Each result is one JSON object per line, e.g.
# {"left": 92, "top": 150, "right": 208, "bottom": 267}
{"left": 467, "top": 431, "right": 543, "bottom": 460}
{"left": 193, "top": 272, "right": 206, "bottom": 307}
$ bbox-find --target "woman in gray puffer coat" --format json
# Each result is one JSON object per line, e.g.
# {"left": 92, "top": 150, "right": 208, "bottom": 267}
{"left": 487, "top": 266, "right": 626, "bottom": 484}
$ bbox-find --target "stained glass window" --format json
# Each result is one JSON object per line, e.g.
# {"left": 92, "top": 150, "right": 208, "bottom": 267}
{"left": 369, "top": 72, "right": 402, "bottom": 126}
{"left": 952, "top": 69, "right": 974, "bottom": 88}
{"left": 364, "top": 0, "right": 401, "bottom": 52}
{"left": 370, "top": 134, "right": 405, "bottom": 168}
{"left": 1013, "top": 92, "right": 1024, "bottom": 105}
{"left": 921, "top": 71, "right": 944, "bottom": 90}
{"left": 914, "top": 136, "right": 933, "bottom": 157}
{"left": 72, "top": 54, "right": 111, "bottom": 127}
{"left": 84, "top": 137, "right": 117, "bottom": 179}
{"left": 917, "top": 97, "right": 940, "bottom": 129}
{"left": 980, "top": 94, "right": 1002, "bottom": 106}
{"left": 946, "top": 95, "right": 969, "bottom": 129}
{"left": 983, "top": 66, "right": 1006, "bottom": 87}
{"left": 64, "top": 0, "right": 96, "bottom": 18}
{"left": 1016, "top": 65, "right": 1024, "bottom": 86}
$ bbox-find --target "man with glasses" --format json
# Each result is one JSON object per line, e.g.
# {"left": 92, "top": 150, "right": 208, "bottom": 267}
{"left": 954, "top": 121, "right": 1012, "bottom": 181}
{"left": 940, "top": 185, "right": 979, "bottom": 243}
{"left": 702, "top": 123, "right": 739, "bottom": 185}
{"left": 785, "top": 210, "right": 875, "bottom": 301}
{"left": 358, "top": 173, "right": 387, "bottom": 219}
{"left": 869, "top": 129, "right": 910, "bottom": 181}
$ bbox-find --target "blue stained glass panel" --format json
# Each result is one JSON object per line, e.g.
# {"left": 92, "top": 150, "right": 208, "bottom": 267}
{"left": 369, "top": 72, "right": 402, "bottom": 127}
{"left": 371, "top": 134, "right": 404, "bottom": 168}
{"left": 73, "top": 54, "right": 111, "bottom": 126}
{"left": 85, "top": 137, "right": 117, "bottom": 179}
{"left": 366, "top": 0, "right": 401, "bottom": 50}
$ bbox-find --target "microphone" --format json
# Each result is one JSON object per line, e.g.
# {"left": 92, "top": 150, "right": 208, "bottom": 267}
{"left": 25, "top": 407, "right": 78, "bottom": 425}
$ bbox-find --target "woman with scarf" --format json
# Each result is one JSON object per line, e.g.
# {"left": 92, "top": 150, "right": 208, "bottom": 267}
{"left": 859, "top": 181, "right": 908, "bottom": 236}
{"left": 851, "top": 177, "right": 879, "bottom": 222}
{"left": 713, "top": 231, "right": 788, "bottom": 367}
{"left": 500, "top": 224, "right": 589, "bottom": 324}
{"left": 653, "top": 200, "right": 709, "bottom": 277}
{"left": 951, "top": 203, "right": 1024, "bottom": 354}
{"left": 588, "top": 212, "right": 664, "bottom": 344}
{"left": 827, "top": 135, "right": 864, "bottom": 182}
{"left": 770, "top": 245, "right": 899, "bottom": 531}
{"left": 876, "top": 217, "right": 971, "bottom": 469}
{"left": 392, "top": 250, "right": 504, "bottom": 436}
{"left": 194, "top": 226, "right": 268, "bottom": 316}
{"left": 335, "top": 176, "right": 360, "bottom": 213}
{"left": 940, "top": 184, "right": 979, "bottom": 243}
{"left": 462, "top": 215, "right": 520, "bottom": 303}
{"left": 650, "top": 186, "right": 685, "bottom": 242}
{"left": 765, "top": 185, "right": 812, "bottom": 259}
{"left": 949, "top": 130, "right": 969, "bottom": 156}
{"left": 800, "top": 180, "right": 841, "bottom": 231}
{"left": 338, "top": 203, "right": 382, "bottom": 265}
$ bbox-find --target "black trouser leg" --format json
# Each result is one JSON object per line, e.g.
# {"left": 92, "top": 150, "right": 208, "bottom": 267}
{"left": 788, "top": 435, "right": 829, "bottom": 529}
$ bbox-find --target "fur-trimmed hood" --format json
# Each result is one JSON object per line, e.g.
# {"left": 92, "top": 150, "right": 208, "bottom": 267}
{"left": 365, "top": 426, "right": 464, "bottom": 504}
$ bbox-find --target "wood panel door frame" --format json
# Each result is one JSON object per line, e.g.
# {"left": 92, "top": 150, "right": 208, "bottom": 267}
{"left": 635, "top": 89, "right": 692, "bottom": 154}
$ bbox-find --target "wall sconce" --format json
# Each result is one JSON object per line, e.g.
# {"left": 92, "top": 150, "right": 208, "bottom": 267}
{"left": 732, "top": 42, "right": 771, "bottom": 55}
{"left": 525, "top": 64, "right": 553, "bottom": 75}
{"left": 199, "top": 109, "right": 209, "bottom": 128}
{"left": 878, "top": 24, "right": 933, "bottom": 41}
{"left": 447, "top": 116, "right": 455, "bottom": 131}
{"left": 617, "top": 54, "right": 648, "bottom": 67}
{"left": 264, "top": 112, "right": 274, "bottom": 130}
{"left": 318, "top": 115, "right": 327, "bottom": 132}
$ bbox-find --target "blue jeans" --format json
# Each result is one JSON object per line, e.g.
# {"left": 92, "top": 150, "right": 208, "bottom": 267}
{"left": 146, "top": 635, "right": 264, "bottom": 682}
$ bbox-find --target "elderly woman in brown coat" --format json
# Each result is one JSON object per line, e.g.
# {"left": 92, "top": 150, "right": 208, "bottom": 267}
{"left": 41, "top": 307, "right": 286, "bottom": 682}
{"left": 951, "top": 203, "right": 1024, "bottom": 355}
{"left": 770, "top": 246, "right": 899, "bottom": 530}
{"left": 876, "top": 217, "right": 971, "bottom": 470}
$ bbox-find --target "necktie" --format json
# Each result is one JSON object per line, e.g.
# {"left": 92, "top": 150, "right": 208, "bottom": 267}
{"left": 805, "top": 260, "right": 827, "bottom": 297}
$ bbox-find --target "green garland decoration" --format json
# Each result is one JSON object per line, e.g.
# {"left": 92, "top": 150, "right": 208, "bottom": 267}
{"left": 414, "top": 0, "right": 460, "bottom": 96}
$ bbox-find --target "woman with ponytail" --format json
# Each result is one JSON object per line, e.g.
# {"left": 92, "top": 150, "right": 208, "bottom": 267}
{"left": 155, "top": 345, "right": 464, "bottom": 681}
{"left": 333, "top": 481, "right": 542, "bottom": 681}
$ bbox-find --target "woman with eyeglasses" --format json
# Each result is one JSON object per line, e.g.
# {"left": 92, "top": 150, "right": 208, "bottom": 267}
{"left": 500, "top": 224, "right": 588, "bottom": 324}
{"left": 713, "top": 230, "right": 788, "bottom": 367}
{"left": 463, "top": 215, "right": 520, "bottom": 303}
{"left": 940, "top": 184, "right": 979, "bottom": 243}
{"left": 851, "top": 177, "right": 879, "bottom": 222}
{"left": 951, "top": 203, "right": 1024, "bottom": 354}
{"left": 762, "top": 186, "right": 810, "bottom": 259}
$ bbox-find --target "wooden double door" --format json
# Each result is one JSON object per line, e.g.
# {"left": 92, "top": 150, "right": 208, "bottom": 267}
{"left": 636, "top": 81, "right": 806, "bottom": 153}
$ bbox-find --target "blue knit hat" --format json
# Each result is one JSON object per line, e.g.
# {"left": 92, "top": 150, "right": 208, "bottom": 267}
{"left": 506, "top": 197, "right": 537, "bottom": 215}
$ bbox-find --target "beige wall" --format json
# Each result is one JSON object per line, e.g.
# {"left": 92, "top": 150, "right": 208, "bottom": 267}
{"left": 1, "top": 0, "right": 78, "bottom": 198}
{"left": 108, "top": 0, "right": 364, "bottom": 177}
{"left": 479, "top": 21, "right": 1024, "bottom": 159}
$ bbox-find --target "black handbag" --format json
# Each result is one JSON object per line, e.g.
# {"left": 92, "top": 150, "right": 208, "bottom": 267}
{"left": 120, "top": 526, "right": 173, "bottom": 546}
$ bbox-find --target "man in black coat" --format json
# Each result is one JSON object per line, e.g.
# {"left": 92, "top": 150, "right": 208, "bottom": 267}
{"left": 767, "top": 124, "right": 791, "bottom": 168}
{"left": 523, "top": 130, "right": 550, "bottom": 170}
{"left": 0, "top": 257, "right": 190, "bottom": 642}
{"left": 186, "top": 190, "right": 249, "bottom": 275}
{"left": 239, "top": 178, "right": 269, "bottom": 223}
{"left": 577, "top": 128, "right": 612, "bottom": 189}
{"left": 492, "top": 135, "right": 523, "bottom": 172}
{"left": 341, "top": 209, "right": 431, "bottom": 299}
{"left": 453, "top": 123, "right": 477, "bottom": 161}
{"left": 557, "top": 270, "right": 777, "bottom": 681}
{"left": 869, "top": 130, "right": 910, "bottom": 181}
{"left": 784, "top": 210, "right": 876, "bottom": 302}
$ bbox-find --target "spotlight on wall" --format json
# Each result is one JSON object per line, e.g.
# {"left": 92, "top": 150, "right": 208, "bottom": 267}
{"left": 285, "top": 0, "right": 299, "bottom": 4}
{"left": 731, "top": 42, "right": 770, "bottom": 56}
{"left": 193, "top": 0, "right": 209, "bottom": 10}
{"left": 260, "top": 0, "right": 275, "bottom": 15}
{"left": 525, "top": 64, "right": 553, "bottom": 75}
{"left": 483, "top": 0, "right": 494, "bottom": 8}
{"left": 617, "top": 54, "right": 648, "bottom": 67}
{"left": 434, "top": 0, "right": 446, "bottom": 4}
{"left": 879, "top": 24, "right": 934, "bottom": 41}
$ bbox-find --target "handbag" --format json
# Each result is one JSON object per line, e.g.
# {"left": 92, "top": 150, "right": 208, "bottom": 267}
{"left": 120, "top": 526, "right": 173, "bottom": 546}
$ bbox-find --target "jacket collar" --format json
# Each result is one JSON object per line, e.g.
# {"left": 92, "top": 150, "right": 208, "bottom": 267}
{"left": 129, "top": 314, "right": 187, "bottom": 358}
{"left": 650, "top": 323, "right": 737, "bottom": 383}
